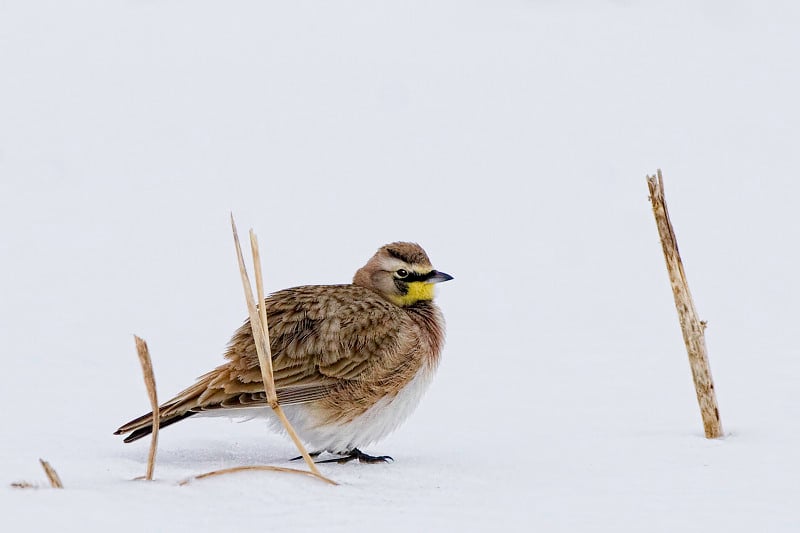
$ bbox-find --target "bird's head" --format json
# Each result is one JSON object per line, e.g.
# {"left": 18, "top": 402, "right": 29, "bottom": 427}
{"left": 353, "top": 242, "right": 453, "bottom": 307}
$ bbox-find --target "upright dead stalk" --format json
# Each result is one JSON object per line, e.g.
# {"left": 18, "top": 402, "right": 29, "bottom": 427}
{"left": 39, "top": 459, "right": 63, "bottom": 489}
{"left": 230, "top": 215, "right": 335, "bottom": 484}
{"left": 134, "top": 335, "right": 160, "bottom": 479}
{"left": 647, "top": 169, "right": 723, "bottom": 439}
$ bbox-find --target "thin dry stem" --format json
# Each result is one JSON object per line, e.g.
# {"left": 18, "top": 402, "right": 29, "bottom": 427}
{"left": 231, "top": 217, "right": 277, "bottom": 404}
{"left": 39, "top": 459, "right": 63, "bottom": 489}
{"left": 647, "top": 169, "right": 723, "bottom": 439}
{"left": 179, "top": 465, "right": 337, "bottom": 486}
{"left": 249, "top": 230, "right": 324, "bottom": 473}
{"left": 134, "top": 335, "right": 159, "bottom": 480}
{"left": 230, "top": 214, "right": 334, "bottom": 484}
{"left": 249, "top": 229, "right": 278, "bottom": 406}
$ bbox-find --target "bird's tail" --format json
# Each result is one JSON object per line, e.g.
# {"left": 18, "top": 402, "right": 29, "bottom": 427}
{"left": 114, "top": 410, "right": 197, "bottom": 443}
{"left": 114, "top": 371, "right": 216, "bottom": 443}
{"left": 114, "top": 363, "right": 329, "bottom": 442}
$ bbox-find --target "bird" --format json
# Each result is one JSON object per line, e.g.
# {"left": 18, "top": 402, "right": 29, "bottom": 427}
{"left": 115, "top": 242, "right": 453, "bottom": 464}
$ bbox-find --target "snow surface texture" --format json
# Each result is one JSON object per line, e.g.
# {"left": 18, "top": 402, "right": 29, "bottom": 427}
{"left": 1, "top": 1, "right": 798, "bottom": 531}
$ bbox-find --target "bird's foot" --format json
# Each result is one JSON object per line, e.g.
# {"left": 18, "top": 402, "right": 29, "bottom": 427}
{"left": 315, "top": 448, "right": 394, "bottom": 464}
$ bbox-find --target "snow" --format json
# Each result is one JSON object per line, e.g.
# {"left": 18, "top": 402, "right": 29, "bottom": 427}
{"left": 2, "top": 1, "right": 799, "bottom": 531}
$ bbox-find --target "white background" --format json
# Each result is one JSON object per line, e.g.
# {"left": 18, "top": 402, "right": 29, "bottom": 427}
{"left": 1, "top": 1, "right": 798, "bottom": 531}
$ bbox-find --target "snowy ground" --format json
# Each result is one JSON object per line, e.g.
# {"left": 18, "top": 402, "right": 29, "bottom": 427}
{"left": 2, "top": 1, "right": 799, "bottom": 531}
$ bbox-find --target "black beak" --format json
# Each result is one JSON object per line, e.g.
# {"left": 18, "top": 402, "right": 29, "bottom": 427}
{"left": 428, "top": 270, "right": 454, "bottom": 283}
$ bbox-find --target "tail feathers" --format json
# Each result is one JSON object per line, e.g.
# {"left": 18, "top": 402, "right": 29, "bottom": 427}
{"left": 115, "top": 369, "right": 219, "bottom": 443}
{"left": 114, "top": 395, "right": 201, "bottom": 443}
{"left": 117, "top": 411, "right": 197, "bottom": 443}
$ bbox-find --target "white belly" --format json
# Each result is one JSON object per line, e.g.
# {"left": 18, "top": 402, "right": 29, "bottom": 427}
{"left": 281, "top": 365, "right": 435, "bottom": 453}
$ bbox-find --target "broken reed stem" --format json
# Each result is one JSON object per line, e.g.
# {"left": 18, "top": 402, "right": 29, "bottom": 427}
{"left": 248, "top": 230, "right": 277, "bottom": 406}
{"left": 249, "top": 230, "right": 325, "bottom": 476}
{"left": 647, "top": 169, "right": 723, "bottom": 439}
{"left": 230, "top": 214, "right": 334, "bottom": 485}
{"left": 134, "top": 335, "right": 159, "bottom": 480}
{"left": 39, "top": 459, "right": 63, "bottom": 489}
{"left": 179, "top": 465, "right": 337, "bottom": 486}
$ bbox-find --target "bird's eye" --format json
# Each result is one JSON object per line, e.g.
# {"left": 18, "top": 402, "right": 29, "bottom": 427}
{"left": 396, "top": 269, "right": 409, "bottom": 278}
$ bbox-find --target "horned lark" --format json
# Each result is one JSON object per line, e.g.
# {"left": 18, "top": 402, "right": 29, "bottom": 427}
{"left": 115, "top": 242, "right": 452, "bottom": 463}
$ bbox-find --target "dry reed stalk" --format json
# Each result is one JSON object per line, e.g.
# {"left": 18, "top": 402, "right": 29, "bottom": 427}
{"left": 39, "top": 459, "right": 63, "bottom": 489}
{"left": 178, "top": 465, "right": 337, "bottom": 486}
{"left": 229, "top": 215, "right": 335, "bottom": 485}
{"left": 134, "top": 335, "right": 159, "bottom": 480}
{"left": 249, "top": 229, "right": 273, "bottom": 399}
{"left": 647, "top": 169, "right": 723, "bottom": 439}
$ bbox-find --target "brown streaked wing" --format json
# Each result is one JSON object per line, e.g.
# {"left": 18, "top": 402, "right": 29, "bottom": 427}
{"left": 217, "top": 285, "right": 405, "bottom": 400}
{"left": 195, "top": 383, "right": 336, "bottom": 411}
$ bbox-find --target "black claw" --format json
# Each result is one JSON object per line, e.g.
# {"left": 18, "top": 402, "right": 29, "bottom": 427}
{"left": 313, "top": 448, "right": 394, "bottom": 464}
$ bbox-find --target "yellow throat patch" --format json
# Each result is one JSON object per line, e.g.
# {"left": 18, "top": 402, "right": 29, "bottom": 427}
{"left": 392, "top": 281, "right": 435, "bottom": 307}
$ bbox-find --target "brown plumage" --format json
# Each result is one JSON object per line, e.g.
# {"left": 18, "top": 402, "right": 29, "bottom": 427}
{"left": 115, "top": 242, "right": 452, "bottom": 461}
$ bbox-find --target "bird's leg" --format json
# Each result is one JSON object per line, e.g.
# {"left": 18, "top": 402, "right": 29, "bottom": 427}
{"left": 314, "top": 448, "right": 394, "bottom": 464}
{"left": 289, "top": 451, "right": 322, "bottom": 462}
